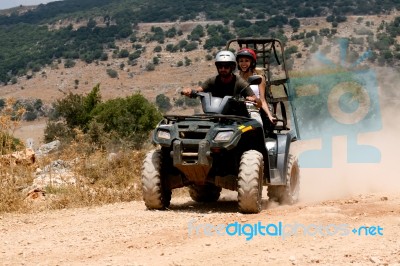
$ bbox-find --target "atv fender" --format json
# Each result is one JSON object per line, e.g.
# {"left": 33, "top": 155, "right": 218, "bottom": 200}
{"left": 271, "top": 133, "right": 291, "bottom": 185}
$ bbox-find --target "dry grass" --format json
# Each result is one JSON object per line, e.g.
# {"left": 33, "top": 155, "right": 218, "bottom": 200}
{"left": 0, "top": 165, "right": 35, "bottom": 213}
{"left": 1, "top": 118, "right": 147, "bottom": 213}
{"left": 0, "top": 98, "right": 31, "bottom": 212}
{"left": 43, "top": 147, "right": 146, "bottom": 211}
{"left": 0, "top": 98, "right": 25, "bottom": 154}
{"left": 1, "top": 148, "right": 146, "bottom": 214}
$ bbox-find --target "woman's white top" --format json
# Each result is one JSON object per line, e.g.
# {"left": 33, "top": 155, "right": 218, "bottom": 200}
{"left": 250, "top": 84, "right": 260, "bottom": 98}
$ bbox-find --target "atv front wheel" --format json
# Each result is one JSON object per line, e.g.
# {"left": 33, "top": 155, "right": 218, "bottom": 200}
{"left": 237, "top": 150, "right": 264, "bottom": 214}
{"left": 141, "top": 150, "right": 171, "bottom": 209}
{"left": 189, "top": 184, "right": 221, "bottom": 202}
{"left": 267, "top": 154, "right": 300, "bottom": 204}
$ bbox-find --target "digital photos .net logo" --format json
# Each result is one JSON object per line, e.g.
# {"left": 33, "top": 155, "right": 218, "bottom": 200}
{"left": 188, "top": 219, "right": 384, "bottom": 241}
{"left": 289, "top": 38, "right": 382, "bottom": 168}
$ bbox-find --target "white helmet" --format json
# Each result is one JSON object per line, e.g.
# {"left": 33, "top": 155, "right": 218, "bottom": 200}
{"left": 215, "top": 50, "right": 236, "bottom": 68}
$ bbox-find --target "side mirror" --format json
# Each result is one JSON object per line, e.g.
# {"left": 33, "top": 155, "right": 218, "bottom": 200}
{"left": 238, "top": 75, "right": 263, "bottom": 98}
{"left": 247, "top": 75, "right": 262, "bottom": 85}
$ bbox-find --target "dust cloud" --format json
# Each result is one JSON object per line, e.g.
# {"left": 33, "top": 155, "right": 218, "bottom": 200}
{"left": 296, "top": 67, "right": 400, "bottom": 203}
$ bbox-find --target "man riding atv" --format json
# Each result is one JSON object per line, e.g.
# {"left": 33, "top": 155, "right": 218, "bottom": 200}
{"left": 141, "top": 39, "right": 300, "bottom": 214}
{"left": 181, "top": 50, "right": 260, "bottom": 109}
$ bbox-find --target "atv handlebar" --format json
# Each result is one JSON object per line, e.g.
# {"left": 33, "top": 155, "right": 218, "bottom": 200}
{"left": 180, "top": 89, "right": 200, "bottom": 98}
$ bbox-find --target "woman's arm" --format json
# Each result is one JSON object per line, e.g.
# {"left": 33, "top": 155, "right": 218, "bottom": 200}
{"left": 258, "top": 75, "right": 276, "bottom": 123}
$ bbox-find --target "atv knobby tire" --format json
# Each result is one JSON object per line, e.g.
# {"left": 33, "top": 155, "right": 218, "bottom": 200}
{"left": 237, "top": 150, "right": 264, "bottom": 214}
{"left": 189, "top": 184, "right": 221, "bottom": 202}
{"left": 267, "top": 154, "right": 300, "bottom": 204}
{"left": 141, "top": 150, "right": 171, "bottom": 209}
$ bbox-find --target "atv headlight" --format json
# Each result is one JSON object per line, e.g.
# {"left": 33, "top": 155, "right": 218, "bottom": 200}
{"left": 157, "top": 130, "right": 171, "bottom": 140}
{"left": 214, "top": 131, "right": 234, "bottom": 142}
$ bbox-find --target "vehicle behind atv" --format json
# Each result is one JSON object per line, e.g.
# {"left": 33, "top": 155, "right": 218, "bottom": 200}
{"left": 141, "top": 38, "right": 300, "bottom": 214}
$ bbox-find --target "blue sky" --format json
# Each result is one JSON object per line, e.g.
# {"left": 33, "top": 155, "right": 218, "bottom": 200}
{"left": 0, "top": 0, "right": 59, "bottom": 10}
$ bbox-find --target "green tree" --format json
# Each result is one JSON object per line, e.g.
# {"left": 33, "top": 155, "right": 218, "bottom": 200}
{"left": 91, "top": 93, "right": 162, "bottom": 148}
{"left": 189, "top": 25, "right": 205, "bottom": 41}
{"left": 51, "top": 84, "right": 101, "bottom": 131}
{"left": 165, "top": 27, "right": 177, "bottom": 38}
{"left": 289, "top": 18, "right": 300, "bottom": 31}
{"left": 87, "top": 18, "right": 96, "bottom": 29}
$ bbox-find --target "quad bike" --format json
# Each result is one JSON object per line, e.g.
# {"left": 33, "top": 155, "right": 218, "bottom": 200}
{"left": 141, "top": 38, "right": 300, "bottom": 214}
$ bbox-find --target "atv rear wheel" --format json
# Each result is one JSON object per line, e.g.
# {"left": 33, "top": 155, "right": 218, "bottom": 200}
{"left": 141, "top": 150, "right": 171, "bottom": 209}
{"left": 189, "top": 184, "right": 221, "bottom": 202}
{"left": 267, "top": 154, "right": 300, "bottom": 204}
{"left": 237, "top": 150, "right": 264, "bottom": 214}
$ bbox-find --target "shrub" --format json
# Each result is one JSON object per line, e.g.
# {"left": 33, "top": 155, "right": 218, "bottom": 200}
{"left": 64, "top": 59, "right": 76, "bottom": 68}
{"left": 184, "top": 97, "right": 200, "bottom": 107}
{"left": 100, "top": 53, "right": 108, "bottom": 61}
{"left": 184, "top": 57, "right": 191, "bottom": 66}
{"left": 90, "top": 93, "right": 162, "bottom": 148}
{"left": 50, "top": 84, "right": 101, "bottom": 132}
{"left": 0, "top": 99, "right": 5, "bottom": 110}
{"left": 23, "top": 111, "right": 37, "bottom": 121}
{"left": 44, "top": 121, "right": 74, "bottom": 142}
{"left": 154, "top": 46, "right": 162, "bottom": 52}
{"left": 129, "top": 50, "right": 141, "bottom": 61}
{"left": 118, "top": 49, "right": 129, "bottom": 58}
{"left": 146, "top": 63, "right": 155, "bottom": 71}
{"left": 174, "top": 97, "right": 185, "bottom": 107}
{"left": 155, "top": 94, "right": 172, "bottom": 112}
{"left": 106, "top": 69, "right": 118, "bottom": 78}
{"left": 185, "top": 42, "right": 198, "bottom": 52}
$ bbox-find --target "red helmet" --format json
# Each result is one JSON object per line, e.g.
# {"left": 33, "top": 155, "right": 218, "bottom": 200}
{"left": 236, "top": 48, "right": 257, "bottom": 70}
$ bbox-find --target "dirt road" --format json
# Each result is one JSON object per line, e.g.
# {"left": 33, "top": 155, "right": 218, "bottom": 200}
{"left": 4, "top": 93, "right": 400, "bottom": 265}
{"left": 1, "top": 187, "right": 399, "bottom": 265}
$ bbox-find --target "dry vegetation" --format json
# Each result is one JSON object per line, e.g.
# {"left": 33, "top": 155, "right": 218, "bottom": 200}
{"left": 0, "top": 98, "right": 148, "bottom": 213}
{"left": 0, "top": 132, "right": 147, "bottom": 213}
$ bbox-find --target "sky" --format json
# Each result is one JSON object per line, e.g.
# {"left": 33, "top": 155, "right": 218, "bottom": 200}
{"left": 0, "top": 0, "right": 58, "bottom": 10}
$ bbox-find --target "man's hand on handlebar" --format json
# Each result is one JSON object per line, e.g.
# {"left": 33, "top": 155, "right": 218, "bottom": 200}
{"left": 181, "top": 88, "right": 193, "bottom": 96}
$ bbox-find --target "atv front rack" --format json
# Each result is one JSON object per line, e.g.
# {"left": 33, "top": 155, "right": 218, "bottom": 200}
{"left": 162, "top": 114, "right": 254, "bottom": 124}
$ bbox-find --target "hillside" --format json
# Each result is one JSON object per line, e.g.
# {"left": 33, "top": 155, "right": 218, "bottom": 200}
{"left": 0, "top": 12, "right": 396, "bottom": 148}
{"left": 1, "top": 13, "right": 398, "bottom": 103}
{"left": 1, "top": 0, "right": 400, "bottom": 86}
{"left": 0, "top": 0, "right": 400, "bottom": 150}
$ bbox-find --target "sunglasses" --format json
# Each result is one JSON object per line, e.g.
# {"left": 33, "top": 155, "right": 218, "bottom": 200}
{"left": 216, "top": 64, "right": 232, "bottom": 69}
